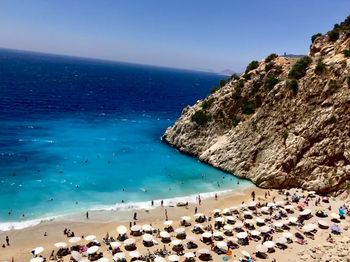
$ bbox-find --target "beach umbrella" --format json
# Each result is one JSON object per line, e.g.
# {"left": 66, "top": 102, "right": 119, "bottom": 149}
{"left": 255, "top": 244, "right": 268, "bottom": 253}
{"left": 154, "top": 257, "right": 166, "bottom": 262}
{"left": 259, "top": 226, "right": 271, "bottom": 233}
{"left": 216, "top": 241, "right": 228, "bottom": 251}
{"left": 97, "top": 258, "right": 110, "bottom": 262}
{"left": 255, "top": 217, "right": 265, "bottom": 225}
{"left": 54, "top": 242, "right": 67, "bottom": 248}
{"left": 230, "top": 206, "right": 238, "bottom": 212}
{"left": 330, "top": 213, "right": 340, "bottom": 220}
{"left": 222, "top": 208, "right": 231, "bottom": 215}
{"left": 244, "top": 219, "right": 254, "bottom": 225}
{"left": 263, "top": 241, "right": 275, "bottom": 249}
{"left": 164, "top": 220, "right": 173, "bottom": 227}
{"left": 194, "top": 213, "right": 204, "bottom": 218}
{"left": 181, "top": 216, "right": 191, "bottom": 222}
{"left": 288, "top": 216, "right": 298, "bottom": 224}
{"left": 184, "top": 252, "right": 195, "bottom": 258}
{"left": 226, "top": 216, "right": 235, "bottom": 222}
{"left": 131, "top": 225, "right": 141, "bottom": 232}
{"left": 212, "top": 209, "right": 221, "bottom": 214}
{"left": 299, "top": 209, "right": 312, "bottom": 216}
{"left": 123, "top": 238, "right": 135, "bottom": 246}
{"left": 213, "top": 231, "right": 224, "bottom": 237}
{"left": 69, "top": 236, "right": 82, "bottom": 243}
{"left": 302, "top": 224, "right": 316, "bottom": 233}
{"left": 87, "top": 245, "right": 99, "bottom": 254}
{"left": 240, "top": 203, "right": 248, "bottom": 209}
{"left": 276, "top": 237, "right": 287, "bottom": 244}
{"left": 171, "top": 239, "right": 182, "bottom": 247}
{"left": 117, "top": 225, "right": 127, "bottom": 235}
{"left": 241, "top": 250, "right": 250, "bottom": 257}
{"left": 234, "top": 221, "right": 243, "bottom": 228}
{"left": 168, "top": 254, "right": 180, "bottom": 262}
{"left": 113, "top": 252, "right": 125, "bottom": 261}
{"left": 248, "top": 201, "right": 256, "bottom": 208}
{"left": 84, "top": 235, "right": 96, "bottom": 241}
{"left": 201, "top": 232, "right": 212, "bottom": 238}
{"left": 273, "top": 221, "right": 283, "bottom": 228}
{"left": 215, "top": 217, "right": 225, "bottom": 223}
{"left": 224, "top": 224, "right": 234, "bottom": 231}
{"left": 194, "top": 223, "right": 204, "bottom": 229}
{"left": 160, "top": 231, "right": 170, "bottom": 238}
{"left": 250, "top": 230, "right": 261, "bottom": 237}
{"left": 78, "top": 259, "right": 90, "bottom": 262}
{"left": 318, "top": 220, "right": 329, "bottom": 229}
{"left": 71, "top": 251, "right": 82, "bottom": 261}
{"left": 142, "top": 224, "right": 153, "bottom": 232}
{"left": 110, "top": 241, "right": 121, "bottom": 249}
{"left": 142, "top": 234, "right": 153, "bottom": 242}
{"left": 267, "top": 202, "right": 276, "bottom": 208}
{"left": 236, "top": 232, "right": 248, "bottom": 239}
{"left": 174, "top": 227, "right": 186, "bottom": 234}
{"left": 282, "top": 232, "right": 293, "bottom": 239}
{"left": 243, "top": 211, "right": 253, "bottom": 217}
{"left": 129, "top": 251, "right": 141, "bottom": 258}
{"left": 32, "top": 247, "right": 44, "bottom": 255}
{"left": 30, "top": 258, "right": 44, "bottom": 262}
{"left": 261, "top": 207, "right": 269, "bottom": 214}
{"left": 285, "top": 205, "right": 294, "bottom": 211}
{"left": 198, "top": 248, "right": 210, "bottom": 254}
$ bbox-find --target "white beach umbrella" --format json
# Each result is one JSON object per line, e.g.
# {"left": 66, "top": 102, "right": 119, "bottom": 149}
{"left": 85, "top": 235, "right": 96, "bottom": 241}
{"left": 78, "top": 259, "right": 90, "bottom": 262}
{"left": 164, "top": 220, "right": 173, "bottom": 226}
{"left": 222, "top": 208, "right": 231, "bottom": 215}
{"left": 87, "top": 245, "right": 99, "bottom": 254}
{"left": 110, "top": 241, "right": 121, "bottom": 249}
{"left": 256, "top": 244, "right": 268, "bottom": 253}
{"left": 216, "top": 241, "right": 228, "bottom": 251}
{"left": 174, "top": 227, "right": 186, "bottom": 234}
{"left": 32, "top": 247, "right": 44, "bottom": 255}
{"left": 194, "top": 223, "right": 204, "bottom": 228}
{"left": 168, "top": 254, "right": 180, "bottom": 262}
{"left": 215, "top": 217, "right": 225, "bottom": 223}
{"left": 261, "top": 207, "right": 269, "bottom": 214}
{"left": 259, "top": 226, "right": 271, "bottom": 233}
{"left": 30, "top": 258, "right": 44, "bottom": 262}
{"left": 123, "top": 238, "right": 135, "bottom": 246}
{"left": 226, "top": 216, "right": 235, "bottom": 222}
{"left": 142, "top": 233, "right": 153, "bottom": 242}
{"left": 117, "top": 225, "right": 127, "bottom": 235}
{"left": 131, "top": 225, "right": 141, "bottom": 232}
{"left": 171, "top": 239, "right": 182, "bottom": 246}
{"left": 160, "top": 231, "right": 170, "bottom": 238}
{"left": 236, "top": 232, "right": 248, "bottom": 239}
{"left": 250, "top": 230, "right": 261, "bottom": 236}
{"left": 212, "top": 209, "right": 221, "bottom": 214}
{"left": 318, "top": 220, "right": 329, "bottom": 228}
{"left": 194, "top": 213, "right": 204, "bottom": 218}
{"left": 198, "top": 248, "right": 210, "bottom": 254}
{"left": 276, "top": 237, "right": 287, "bottom": 244}
{"left": 302, "top": 224, "right": 316, "bottom": 233}
{"left": 234, "top": 221, "right": 243, "bottom": 228}
{"left": 267, "top": 202, "right": 276, "bottom": 208}
{"left": 241, "top": 250, "right": 250, "bottom": 257}
{"left": 288, "top": 216, "right": 298, "bottom": 224}
{"left": 299, "top": 209, "right": 312, "bottom": 216}
{"left": 154, "top": 256, "right": 166, "bottom": 262}
{"left": 181, "top": 216, "right": 191, "bottom": 222}
{"left": 243, "top": 211, "right": 253, "bottom": 217}
{"left": 255, "top": 217, "right": 265, "bottom": 224}
{"left": 248, "top": 201, "right": 257, "bottom": 208}
{"left": 240, "top": 203, "right": 248, "bottom": 209}
{"left": 71, "top": 251, "right": 82, "bottom": 261}
{"left": 97, "top": 258, "right": 110, "bottom": 262}
{"left": 263, "top": 241, "right": 275, "bottom": 249}
{"left": 224, "top": 224, "right": 234, "bottom": 231}
{"left": 129, "top": 250, "right": 141, "bottom": 258}
{"left": 113, "top": 252, "right": 125, "bottom": 260}
{"left": 244, "top": 219, "right": 254, "bottom": 225}
{"left": 54, "top": 242, "right": 67, "bottom": 248}
{"left": 142, "top": 224, "right": 153, "bottom": 232}
{"left": 69, "top": 236, "right": 82, "bottom": 243}
{"left": 213, "top": 231, "right": 223, "bottom": 237}
{"left": 273, "top": 221, "right": 283, "bottom": 228}
{"left": 330, "top": 213, "right": 340, "bottom": 220}
{"left": 282, "top": 232, "right": 293, "bottom": 239}
{"left": 230, "top": 206, "right": 238, "bottom": 211}
{"left": 184, "top": 252, "right": 195, "bottom": 258}
{"left": 285, "top": 204, "right": 294, "bottom": 210}
{"left": 201, "top": 232, "right": 212, "bottom": 238}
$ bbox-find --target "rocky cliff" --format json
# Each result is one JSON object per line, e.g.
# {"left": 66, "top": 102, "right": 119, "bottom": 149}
{"left": 163, "top": 17, "right": 350, "bottom": 195}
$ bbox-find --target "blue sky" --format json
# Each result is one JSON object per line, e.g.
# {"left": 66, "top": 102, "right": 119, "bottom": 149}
{"left": 0, "top": 0, "right": 349, "bottom": 72}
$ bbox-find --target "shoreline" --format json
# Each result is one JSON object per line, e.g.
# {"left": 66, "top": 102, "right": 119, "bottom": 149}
{"left": 0, "top": 185, "right": 252, "bottom": 232}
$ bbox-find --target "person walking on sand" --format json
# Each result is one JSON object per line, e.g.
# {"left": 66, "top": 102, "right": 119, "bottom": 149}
{"left": 195, "top": 206, "right": 198, "bottom": 214}
{"left": 5, "top": 236, "right": 9, "bottom": 246}
{"left": 215, "top": 193, "right": 218, "bottom": 200}
{"left": 251, "top": 191, "right": 255, "bottom": 201}
{"left": 161, "top": 200, "right": 163, "bottom": 207}
{"left": 165, "top": 209, "right": 168, "bottom": 221}
{"left": 133, "top": 212, "right": 137, "bottom": 220}
{"left": 86, "top": 211, "right": 89, "bottom": 219}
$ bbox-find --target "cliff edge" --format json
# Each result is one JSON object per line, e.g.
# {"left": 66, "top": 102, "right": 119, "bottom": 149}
{"left": 163, "top": 17, "right": 350, "bottom": 195}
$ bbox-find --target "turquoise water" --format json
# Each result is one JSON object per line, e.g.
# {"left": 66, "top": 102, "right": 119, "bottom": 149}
{"left": 0, "top": 49, "right": 251, "bottom": 226}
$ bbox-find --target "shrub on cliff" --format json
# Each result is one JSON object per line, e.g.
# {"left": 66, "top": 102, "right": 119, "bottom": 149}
{"left": 245, "top": 60, "right": 259, "bottom": 74}
{"left": 289, "top": 79, "right": 299, "bottom": 95}
{"left": 266, "top": 76, "right": 279, "bottom": 90}
{"left": 311, "top": 33, "right": 322, "bottom": 43}
{"left": 231, "top": 115, "right": 240, "bottom": 127}
{"left": 315, "top": 59, "right": 326, "bottom": 75}
{"left": 202, "top": 98, "right": 214, "bottom": 110}
{"left": 191, "top": 110, "right": 211, "bottom": 126}
{"left": 265, "top": 53, "right": 278, "bottom": 63}
{"left": 241, "top": 100, "right": 255, "bottom": 115}
{"left": 344, "top": 49, "right": 350, "bottom": 57}
{"left": 265, "top": 62, "right": 274, "bottom": 72}
{"left": 288, "top": 56, "right": 312, "bottom": 80}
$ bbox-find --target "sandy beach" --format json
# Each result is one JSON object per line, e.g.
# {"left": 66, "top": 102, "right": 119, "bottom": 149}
{"left": 1, "top": 186, "right": 349, "bottom": 262}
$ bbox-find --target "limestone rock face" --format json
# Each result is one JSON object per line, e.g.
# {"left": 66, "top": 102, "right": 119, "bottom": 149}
{"left": 163, "top": 32, "right": 350, "bottom": 195}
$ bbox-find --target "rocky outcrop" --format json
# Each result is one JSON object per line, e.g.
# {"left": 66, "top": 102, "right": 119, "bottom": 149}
{"left": 163, "top": 20, "right": 350, "bottom": 195}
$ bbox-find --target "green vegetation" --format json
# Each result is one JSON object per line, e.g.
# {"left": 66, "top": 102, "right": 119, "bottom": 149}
{"left": 288, "top": 56, "right": 312, "bottom": 80}
{"left": 315, "top": 59, "right": 326, "bottom": 75}
{"left": 327, "top": 16, "right": 350, "bottom": 42}
{"left": 311, "top": 33, "right": 322, "bottom": 43}
{"left": 241, "top": 100, "right": 255, "bottom": 115}
{"left": 191, "top": 110, "right": 211, "bottom": 126}
{"left": 231, "top": 115, "right": 240, "bottom": 127}
{"left": 210, "top": 87, "right": 220, "bottom": 94}
{"left": 201, "top": 98, "right": 214, "bottom": 110}
{"left": 289, "top": 79, "right": 299, "bottom": 95}
{"left": 243, "top": 73, "right": 251, "bottom": 80}
{"left": 265, "top": 53, "right": 278, "bottom": 63}
{"left": 233, "top": 79, "right": 244, "bottom": 100}
{"left": 347, "top": 76, "right": 350, "bottom": 87}
{"left": 329, "top": 115, "right": 337, "bottom": 124}
{"left": 220, "top": 79, "right": 229, "bottom": 87}
{"left": 282, "top": 130, "right": 289, "bottom": 140}
{"left": 230, "top": 73, "right": 240, "bottom": 80}
{"left": 344, "top": 49, "right": 350, "bottom": 57}
{"left": 245, "top": 60, "right": 259, "bottom": 74}
{"left": 266, "top": 76, "right": 279, "bottom": 90}
{"left": 265, "top": 62, "right": 274, "bottom": 72}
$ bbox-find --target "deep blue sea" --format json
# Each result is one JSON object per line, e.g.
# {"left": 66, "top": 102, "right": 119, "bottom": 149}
{"left": 0, "top": 49, "right": 251, "bottom": 228}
